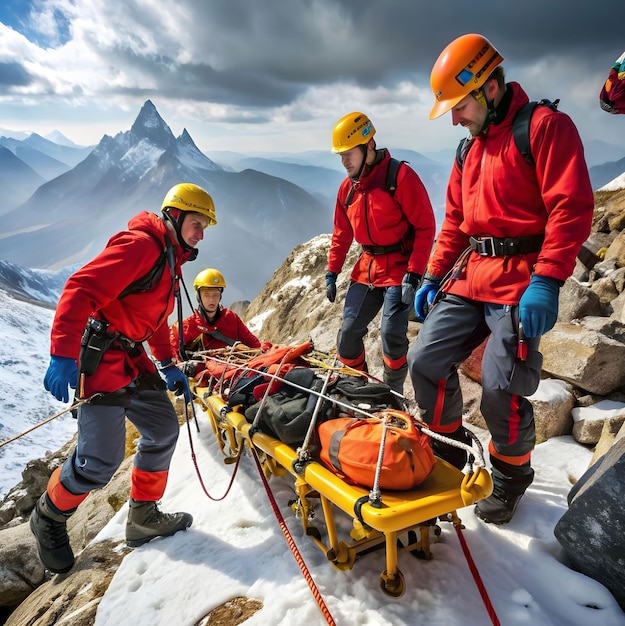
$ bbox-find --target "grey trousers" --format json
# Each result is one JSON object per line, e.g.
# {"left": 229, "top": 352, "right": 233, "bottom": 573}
{"left": 60, "top": 388, "right": 180, "bottom": 495}
{"left": 407, "top": 294, "right": 542, "bottom": 463}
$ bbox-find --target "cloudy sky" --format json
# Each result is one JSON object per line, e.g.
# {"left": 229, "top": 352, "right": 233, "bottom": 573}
{"left": 0, "top": 0, "right": 624, "bottom": 157}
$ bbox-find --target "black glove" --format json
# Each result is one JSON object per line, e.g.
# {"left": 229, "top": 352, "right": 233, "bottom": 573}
{"left": 401, "top": 272, "right": 422, "bottom": 306}
{"left": 180, "top": 361, "right": 199, "bottom": 377}
{"left": 325, "top": 271, "right": 337, "bottom": 303}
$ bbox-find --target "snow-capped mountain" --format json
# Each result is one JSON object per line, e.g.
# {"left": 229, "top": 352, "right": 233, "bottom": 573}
{"left": 0, "top": 101, "right": 331, "bottom": 303}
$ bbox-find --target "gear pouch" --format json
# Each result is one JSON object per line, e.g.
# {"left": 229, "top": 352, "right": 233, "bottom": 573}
{"left": 79, "top": 318, "right": 118, "bottom": 376}
{"left": 508, "top": 347, "right": 542, "bottom": 396}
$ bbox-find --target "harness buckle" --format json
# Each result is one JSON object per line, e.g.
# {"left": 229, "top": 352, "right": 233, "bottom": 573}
{"left": 474, "top": 237, "right": 495, "bottom": 256}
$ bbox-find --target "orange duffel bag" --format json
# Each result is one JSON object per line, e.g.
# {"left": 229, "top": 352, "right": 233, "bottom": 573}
{"left": 318, "top": 411, "right": 435, "bottom": 491}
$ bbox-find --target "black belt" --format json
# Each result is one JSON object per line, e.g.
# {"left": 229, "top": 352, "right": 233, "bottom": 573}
{"left": 361, "top": 243, "right": 403, "bottom": 255}
{"left": 469, "top": 234, "right": 544, "bottom": 257}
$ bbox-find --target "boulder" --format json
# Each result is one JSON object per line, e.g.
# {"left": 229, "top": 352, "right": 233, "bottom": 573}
{"left": 540, "top": 318, "right": 625, "bottom": 395}
{"left": 554, "top": 437, "right": 625, "bottom": 610}
{"left": 558, "top": 279, "right": 601, "bottom": 322}
{"left": 528, "top": 378, "right": 575, "bottom": 444}
{"left": 571, "top": 399, "right": 625, "bottom": 445}
{"left": 0, "top": 523, "right": 45, "bottom": 607}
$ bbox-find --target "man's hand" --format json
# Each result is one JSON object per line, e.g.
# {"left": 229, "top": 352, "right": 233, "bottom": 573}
{"left": 158, "top": 359, "right": 192, "bottom": 403}
{"left": 519, "top": 275, "right": 561, "bottom": 338}
{"left": 401, "top": 272, "right": 422, "bottom": 305}
{"left": 325, "top": 271, "right": 338, "bottom": 303}
{"left": 414, "top": 279, "right": 440, "bottom": 322}
{"left": 43, "top": 355, "right": 78, "bottom": 403}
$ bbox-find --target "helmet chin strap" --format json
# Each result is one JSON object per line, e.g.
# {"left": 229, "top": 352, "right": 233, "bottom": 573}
{"left": 475, "top": 87, "right": 498, "bottom": 135}
{"left": 163, "top": 209, "right": 194, "bottom": 252}
{"left": 351, "top": 144, "right": 369, "bottom": 181}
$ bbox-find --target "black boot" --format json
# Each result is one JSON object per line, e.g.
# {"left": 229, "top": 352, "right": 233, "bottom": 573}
{"left": 475, "top": 463, "right": 534, "bottom": 525}
{"left": 383, "top": 363, "right": 408, "bottom": 395}
{"left": 126, "top": 499, "right": 193, "bottom": 548}
{"left": 29, "top": 493, "right": 75, "bottom": 573}
{"left": 430, "top": 425, "right": 472, "bottom": 470}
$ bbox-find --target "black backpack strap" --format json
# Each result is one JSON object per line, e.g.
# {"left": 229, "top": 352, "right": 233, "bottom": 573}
{"left": 455, "top": 137, "right": 474, "bottom": 171}
{"left": 512, "top": 98, "right": 559, "bottom": 167}
{"left": 385, "top": 157, "right": 404, "bottom": 197}
{"left": 118, "top": 233, "right": 174, "bottom": 298}
{"left": 344, "top": 182, "right": 356, "bottom": 208}
{"left": 206, "top": 329, "right": 237, "bottom": 347}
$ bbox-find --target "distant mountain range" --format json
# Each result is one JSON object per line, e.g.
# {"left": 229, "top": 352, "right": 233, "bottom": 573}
{"left": 0, "top": 101, "right": 332, "bottom": 303}
{"left": 1, "top": 102, "right": 624, "bottom": 302}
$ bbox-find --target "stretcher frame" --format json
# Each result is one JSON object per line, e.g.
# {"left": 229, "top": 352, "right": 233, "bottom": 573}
{"left": 193, "top": 385, "right": 493, "bottom": 598}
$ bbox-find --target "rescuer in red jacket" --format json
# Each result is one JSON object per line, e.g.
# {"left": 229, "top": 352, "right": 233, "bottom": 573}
{"left": 325, "top": 112, "right": 436, "bottom": 394}
{"left": 599, "top": 50, "right": 625, "bottom": 114}
{"left": 170, "top": 268, "right": 267, "bottom": 378}
{"left": 31, "top": 183, "right": 216, "bottom": 574}
{"left": 408, "top": 34, "right": 594, "bottom": 525}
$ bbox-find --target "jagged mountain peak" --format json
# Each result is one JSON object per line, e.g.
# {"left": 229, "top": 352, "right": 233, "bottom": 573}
{"left": 130, "top": 100, "right": 176, "bottom": 149}
{"left": 175, "top": 128, "right": 221, "bottom": 171}
{"left": 178, "top": 128, "right": 194, "bottom": 144}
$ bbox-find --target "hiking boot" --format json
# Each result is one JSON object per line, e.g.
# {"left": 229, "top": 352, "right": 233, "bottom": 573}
{"left": 126, "top": 499, "right": 193, "bottom": 547}
{"left": 474, "top": 492, "right": 524, "bottom": 525}
{"left": 475, "top": 463, "right": 534, "bottom": 525}
{"left": 29, "top": 493, "right": 75, "bottom": 573}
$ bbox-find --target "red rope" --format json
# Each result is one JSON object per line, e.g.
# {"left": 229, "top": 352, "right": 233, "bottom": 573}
{"left": 185, "top": 406, "right": 241, "bottom": 501}
{"left": 251, "top": 448, "right": 337, "bottom": 626}
{"left": 455, "top": 524, "right": 501, "bottom": 626}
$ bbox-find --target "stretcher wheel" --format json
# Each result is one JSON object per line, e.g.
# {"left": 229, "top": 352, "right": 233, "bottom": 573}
{"left": 379, "top": 569, "right": 405, "bottom": 598}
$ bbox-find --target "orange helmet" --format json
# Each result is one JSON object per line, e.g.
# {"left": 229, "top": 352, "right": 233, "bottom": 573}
{"left": 429, "top": 34, "right": 503, "bottom": 119}
{"left": 331, "top": 112, "right": 376, "bottom": 153}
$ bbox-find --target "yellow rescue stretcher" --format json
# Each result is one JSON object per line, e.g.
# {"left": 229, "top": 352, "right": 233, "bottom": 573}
{"left": 192, "top": 374, "right": 493, "bottom": 598}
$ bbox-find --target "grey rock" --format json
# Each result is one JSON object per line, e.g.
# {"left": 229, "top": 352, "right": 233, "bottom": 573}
{"left": 554, "top": 437, "right": 625, "bottom": 610}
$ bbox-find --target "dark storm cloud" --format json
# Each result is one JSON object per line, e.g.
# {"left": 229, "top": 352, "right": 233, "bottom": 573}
{"left": 103, "top": 0, "right": 619, "bottom": 111}
{"left": 0, "top": 61, "right": 32, "bottom": 87}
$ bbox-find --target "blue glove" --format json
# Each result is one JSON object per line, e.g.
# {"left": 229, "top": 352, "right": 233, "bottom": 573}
{"left": 519, "top": 275, "right": 561, "bottom": 338}
{"left": 44, "top": 355, "right": 78, "bottom": 403}
{"left": 158, "top": 359, "right": 192, "bottom": 403}
{"left": 414, "top": 279, "right": 440, "bottom": 322}
{"left": 325, "top": 271, "right": 337, "bottom": 303}
{"left": 401, "top": 272, "right": 422, "bottom": 305}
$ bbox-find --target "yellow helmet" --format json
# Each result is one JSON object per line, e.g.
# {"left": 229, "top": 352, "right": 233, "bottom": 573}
{"left": 331, "top": 112, "right": 376, "bottom": 154}
{"left": 194, "top": 268, "right": 226, "bottom": 292}
{"left": 160, "top": 183, "right": 217, "bottom": 225}
{"left": 429, "top": 34, "right": 503, "bottom": 120}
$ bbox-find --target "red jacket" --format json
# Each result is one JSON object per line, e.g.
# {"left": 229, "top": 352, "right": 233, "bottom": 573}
{"left": 429, "top": 83, "right": 594, "bottom": 304}
{"left": 170, "top": 307, "right": 261, "bottom": 355}
{"left": 328, "top": 149, "right": 436, "bottom": 286}
{"left": 50, "top": 211, "right": 195, "bottom": 394}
